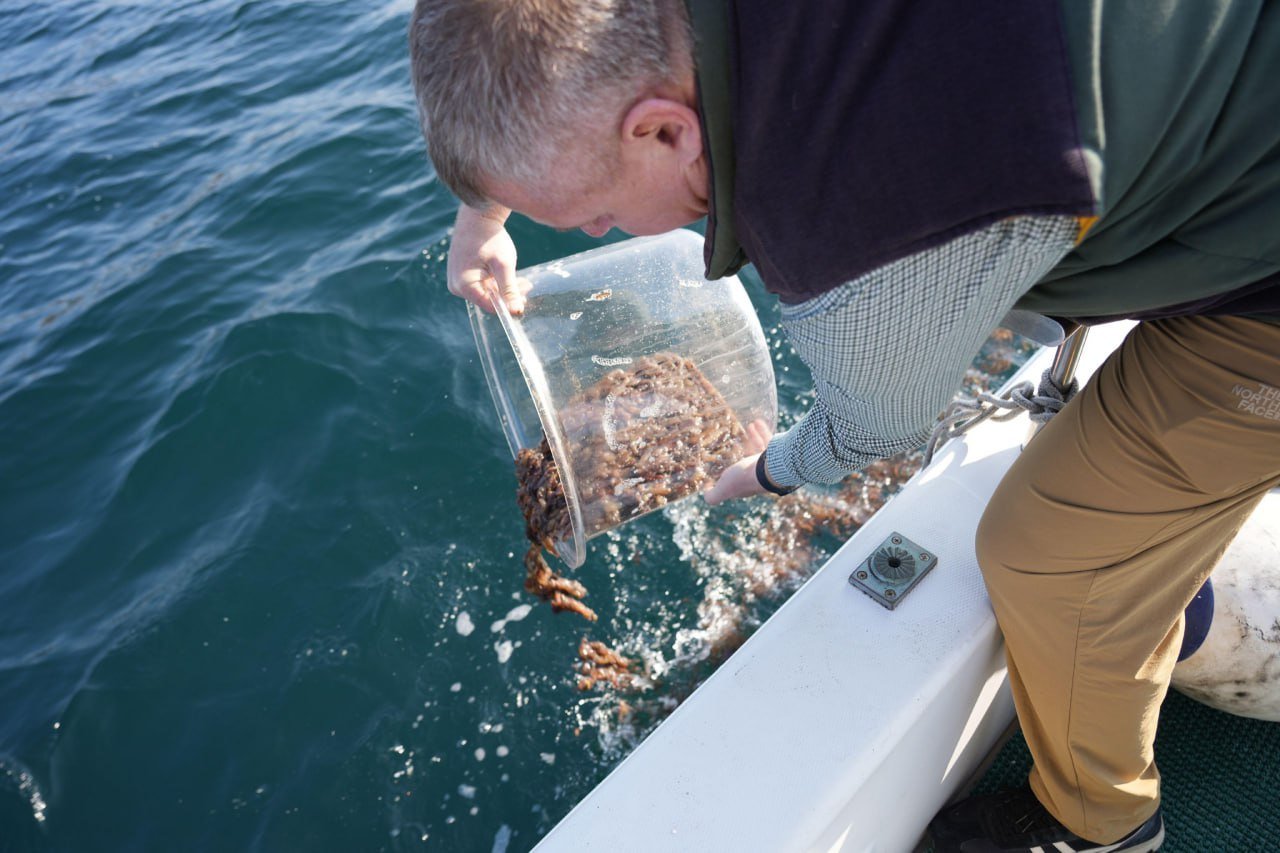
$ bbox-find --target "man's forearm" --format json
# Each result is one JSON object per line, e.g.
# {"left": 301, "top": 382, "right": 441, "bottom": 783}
{"left": 764, "top": 216, "right": 1077, "bottom": 490}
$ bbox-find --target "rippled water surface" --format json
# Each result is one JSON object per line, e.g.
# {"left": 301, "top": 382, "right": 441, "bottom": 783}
{"left": 0, "top": 3, "right": 1030, "bottom": 851}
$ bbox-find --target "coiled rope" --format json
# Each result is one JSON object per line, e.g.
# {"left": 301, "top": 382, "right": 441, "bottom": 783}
{"left": 922, "top": 369, "right": 1078, "bottom": 466}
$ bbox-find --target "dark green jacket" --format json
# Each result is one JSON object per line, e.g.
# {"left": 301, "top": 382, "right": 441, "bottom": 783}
{"left": 1025, "top": 0, "right": 1280, "bottom": 322}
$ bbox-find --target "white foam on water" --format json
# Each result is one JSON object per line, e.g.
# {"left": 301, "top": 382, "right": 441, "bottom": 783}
{"left": 494, "top": 640, "right": 514, "bottom": 664}
{"left": 489, "top": 604, "right": 533, "bottom": 633}
{"left": 492, "top": 824, "right": 513, "bottom": 853}
{"left": 455, "top": 612, "right": 475, "bottom": 636}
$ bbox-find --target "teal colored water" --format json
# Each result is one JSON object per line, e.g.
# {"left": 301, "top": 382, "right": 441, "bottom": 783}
{"left": 9, "top": 1, "right": 1278, "bottom": 851}
{"left": 1, "top": 2, "right": 842, "bottom": 850}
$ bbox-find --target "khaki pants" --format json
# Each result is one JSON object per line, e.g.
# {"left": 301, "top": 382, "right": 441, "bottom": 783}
{"left": 976, "top": 315, "right": 1280, "bottom": 843}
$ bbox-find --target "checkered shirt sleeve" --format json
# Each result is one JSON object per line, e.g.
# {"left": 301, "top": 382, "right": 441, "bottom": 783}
{"left": 764, "top": 216, "right": 1077, "bottom": 489}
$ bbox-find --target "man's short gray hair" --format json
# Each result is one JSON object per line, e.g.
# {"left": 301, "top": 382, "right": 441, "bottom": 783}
{"left": 409, "top": 0, "right": 692, "bottom": 206}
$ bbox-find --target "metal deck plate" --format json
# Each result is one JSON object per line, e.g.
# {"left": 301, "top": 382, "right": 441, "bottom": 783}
{"left": 848, "top": 532, "right": 937, "bottom": 610}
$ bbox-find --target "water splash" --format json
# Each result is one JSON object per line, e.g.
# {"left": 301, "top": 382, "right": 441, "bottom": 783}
{"left": 567, "top": 329, "right": 1037, "bottom": 757}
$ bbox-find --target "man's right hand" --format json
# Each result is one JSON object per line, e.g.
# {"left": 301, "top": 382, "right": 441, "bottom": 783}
{"left": 447, "top": 203, "right": 530, "bottom": 314}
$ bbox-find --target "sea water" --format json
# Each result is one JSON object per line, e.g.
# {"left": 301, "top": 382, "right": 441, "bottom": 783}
{"left": 0, "top": 2, "right": 1028, "bottom": 851}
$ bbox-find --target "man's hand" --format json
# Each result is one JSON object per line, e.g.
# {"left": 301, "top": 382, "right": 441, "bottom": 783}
{"left": 447, "top": 203, "right": 531, "bottom": 314}
{"left": 704, "top": 419, "right": 775, "bottom": 505}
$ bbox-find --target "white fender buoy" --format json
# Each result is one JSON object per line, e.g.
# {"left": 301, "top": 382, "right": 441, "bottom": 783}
{"left": 1172, "top": 489, "right": 1280, "bottom": 721}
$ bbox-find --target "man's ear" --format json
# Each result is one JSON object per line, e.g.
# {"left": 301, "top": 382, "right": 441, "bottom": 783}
{"left": 620, "top": 98, "right": 702, "bottom": 165}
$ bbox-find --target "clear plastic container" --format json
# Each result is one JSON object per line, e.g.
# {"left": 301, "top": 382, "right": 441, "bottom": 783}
{"left": 470, "top": 230, "right": 777, "bottom": 568}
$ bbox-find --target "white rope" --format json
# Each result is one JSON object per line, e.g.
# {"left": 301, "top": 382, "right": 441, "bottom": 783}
{"left": 922, "top": 369, "right": 1078, "bottom": 466}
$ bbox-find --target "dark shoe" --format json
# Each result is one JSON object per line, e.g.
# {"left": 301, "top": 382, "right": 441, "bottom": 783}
{"left": 928, "top": 786, "right": 1164, "bottom": 852}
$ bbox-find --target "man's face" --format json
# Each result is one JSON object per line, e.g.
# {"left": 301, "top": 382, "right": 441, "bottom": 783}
{"left": 491, "top": 153, "right": 707, "bottom": 238}
{"left": 487, "top": 103, "right": 709, "bottom": 239}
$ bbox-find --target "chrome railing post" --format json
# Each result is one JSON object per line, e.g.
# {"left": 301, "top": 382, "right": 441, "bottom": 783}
{"left": 1026, "top": 325, "right": 1088, "bottom": 444}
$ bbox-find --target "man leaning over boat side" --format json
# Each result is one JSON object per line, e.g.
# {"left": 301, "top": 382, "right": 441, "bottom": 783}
{"left": 408, "top": 1, "right": 1280, "bottom": 850}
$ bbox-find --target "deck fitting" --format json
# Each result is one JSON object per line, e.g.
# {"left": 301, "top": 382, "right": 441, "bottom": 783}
{"left": 848, "top": 532, "right": 937, "bottom": 610}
